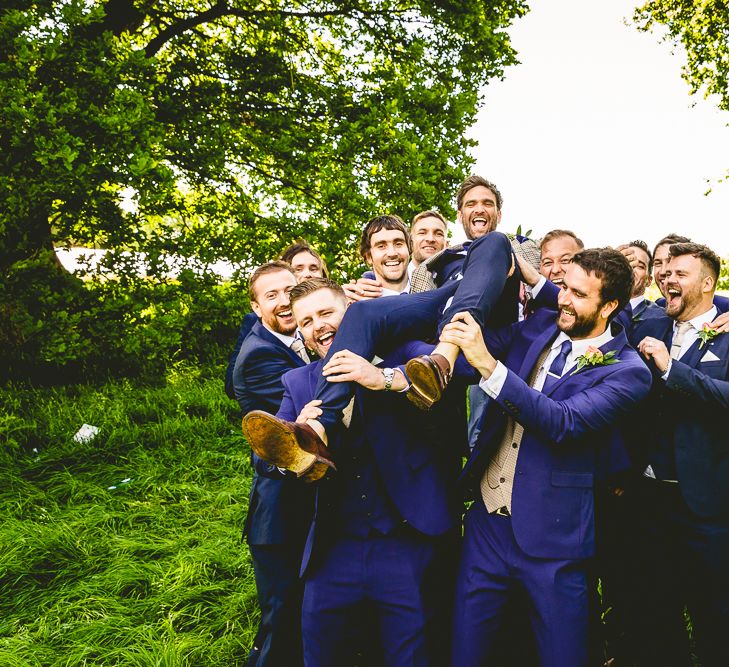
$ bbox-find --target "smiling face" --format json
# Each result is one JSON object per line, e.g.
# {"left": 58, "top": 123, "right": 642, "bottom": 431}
{"left": 556, "top": 263, "right": 617, "bottom": 340}
{"left": 540, "top": 236, "right": 582, "bottom": 286}
{"left": 250, "top": 269, "right": 298, "bottom": 335}
{"left": 663, "top": 254, "right": 714, "bottom": 321}
{"left": 289, "top": 250, "right": 324, "bottom": 282}
{"left": 365, "top": 228, "right": 410, "bottom": 287}
{"left": 458, "top": 185, "right": 501, "bottom": 240}
{"left": 292, "top": 288, "right": 347, "bottom": 357}
{"left": 410, "top": 216, "right": 447, "bottom": 265}
{"left": 652, "top": 243, "right": 671, "bottom": 298}
{"left": 629, "top": 245, "right": 652, "bottom": 298}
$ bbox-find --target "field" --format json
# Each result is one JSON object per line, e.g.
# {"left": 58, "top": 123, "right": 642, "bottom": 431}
{"left": 0, "top": 363, "right": 258, "bottom": 666}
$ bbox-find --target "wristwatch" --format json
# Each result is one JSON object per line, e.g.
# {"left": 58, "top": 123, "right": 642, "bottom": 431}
{"left": 382, "top": 367, "right": 395, "bottom": 391}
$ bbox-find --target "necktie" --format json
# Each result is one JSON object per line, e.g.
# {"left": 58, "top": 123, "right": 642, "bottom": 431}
{"left": 541, "top": 339, "right": 572, "bottom": 393}
{"left": 290, "top": 338, "right": 310, "bottom": 364}
{"left": 670, "top": 321, "right": 692, "bottom": 360}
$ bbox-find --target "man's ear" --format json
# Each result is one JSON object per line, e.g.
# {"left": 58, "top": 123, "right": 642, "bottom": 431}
{"left": 701, "top": 274, "right": 716, "bottom": 294}
{"left": 250, "top": 300, "right": 262, "bottom": 317}
{"left": 364, "top": 251, "right": 373, "bottom": 268}
{"left": 601, "top": 299, "right": 619, "bottom": 320}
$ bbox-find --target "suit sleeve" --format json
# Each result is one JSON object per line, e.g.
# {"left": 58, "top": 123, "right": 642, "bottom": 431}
{"left": 233, "top": 346, "right": 293, "bottom": 415}
{"left": 665, "top": 360, "right": 729, "bottom": 409}
{"left": 493, "top": 360, "right": 652, "bottom": 444}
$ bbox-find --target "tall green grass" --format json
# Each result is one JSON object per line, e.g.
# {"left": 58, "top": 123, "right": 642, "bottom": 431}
{"left": 0, "top": 364, "right": 257, "bottom": 666}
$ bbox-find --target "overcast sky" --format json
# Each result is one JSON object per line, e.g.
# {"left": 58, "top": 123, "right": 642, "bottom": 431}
{"left": 459, "top": 0, "right": 729, "bottom": 255}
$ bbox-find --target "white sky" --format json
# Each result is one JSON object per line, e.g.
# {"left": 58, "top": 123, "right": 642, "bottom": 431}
{"left": 462, "top": 0, "right": 729, "bottom": 255}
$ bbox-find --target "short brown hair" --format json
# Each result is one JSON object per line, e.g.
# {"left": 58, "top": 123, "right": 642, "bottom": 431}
{"left": 653, "top": 233, "right": 690, "bottom": 257}
{"left": 411, "top": 210, "right": 448, "bottom": 230}
{"left": 540, "top": 229, "right": 584, "bottom": 251}
{"left": 279, "top": 240, "right": 328, "bottom": 278}
{"left": 571, "top": 248, "right": 634, "bottom": 318}
{"left": 359, "top": 215, "right": 411, "bottom": 261}
{"left": 289, "top": 277, "right": 346, "bottom": 310}
{"left": 669, "top": 242, "right": 721, "bottom": 283}
{"left": 248, "top": 261, "right": 295, "bottom": 303}
{"left": 456, "top": 175, "right": 503, "bottom": 211}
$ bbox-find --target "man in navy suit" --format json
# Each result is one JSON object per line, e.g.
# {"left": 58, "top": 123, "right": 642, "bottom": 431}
{"left": 628, "top": 242, "right": 729, "bottom": 667}
{"left": 439, "top": 248, "right": 652, "bottom": 667}
{"left": 232, "top": 260, "right": 313, "bottom": 667}
{"left": 224, "top": 241, "right": 327, "bottom": 399}
{"left": 264, "top": 277, "right": 465, "bottom": 666}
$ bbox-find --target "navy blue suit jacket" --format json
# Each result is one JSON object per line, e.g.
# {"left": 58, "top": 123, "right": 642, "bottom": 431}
{"left": 225, "top": 312, "right": 259, "bottom": 399}
{"left": 461, "top": 310, "right": 652, "bottom": 560}
{"left": 630, "top": 314, "right": 729, "bottom": 517}
{"left": 233, "top": 321, "right": 315, "bottom": 545}
{"left": 277, "top": 341, "right": 467, "bottom": 574}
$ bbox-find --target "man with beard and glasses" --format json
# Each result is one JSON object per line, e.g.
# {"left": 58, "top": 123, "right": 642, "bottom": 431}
{"left": 438, "top": 248, "right": 651, "bottom": 667}
{"left": 241, "top": 175, "right": 540, "bottom": 480}
{"left": 231, "top": 261, "right": 314, "bottom": 667}
{"left": 269, "top": 278, "right": 466, "bottom": 667}
{"left": 625, "top": 243, "right": 729, "bottom": 667}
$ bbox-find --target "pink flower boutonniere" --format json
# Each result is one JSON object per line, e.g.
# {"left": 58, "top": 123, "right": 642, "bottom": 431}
{"left": 573, "top": 346, "right": 619, "bottom": 373}
{"left": 698, "top": 322, "right": 721, "bottom": 349}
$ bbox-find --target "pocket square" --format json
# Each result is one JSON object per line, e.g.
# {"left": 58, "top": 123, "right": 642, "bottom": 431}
{"left": 701, "top": 350, "right": 721, "bottom": 362}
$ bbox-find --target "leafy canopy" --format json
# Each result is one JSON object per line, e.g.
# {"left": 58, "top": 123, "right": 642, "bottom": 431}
{"left": 1, "top": 0, "right": 527, "bottom": 279}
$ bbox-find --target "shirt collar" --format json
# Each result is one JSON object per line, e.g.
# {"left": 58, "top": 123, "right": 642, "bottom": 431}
{"left": 629, "top": 295, "right": 646, "bottom": 310}
{"left": 380, "top": 279, "right": 410, "bottom": 297}
{"left": 676, "top": 305, "right": 717, "bottom": 332}
{"left": 263, "top": 324, "right": 298, "bottom": 347}
{"left": 551, "top": 326, "right": 614, "bottom": 358}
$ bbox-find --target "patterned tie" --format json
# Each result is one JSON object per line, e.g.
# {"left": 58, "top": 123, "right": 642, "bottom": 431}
{"left": 290, "top": 338, "right": 310, "bottom": 364}
{"left": 670, "top": 321, "right": 692, "bottom": 360}
{"left": 541, "top": 339, "right": 572, "bottom": 393}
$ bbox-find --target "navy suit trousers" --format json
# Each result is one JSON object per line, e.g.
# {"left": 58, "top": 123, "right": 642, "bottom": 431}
{"left": 630, "top": 478, "right": 729, "bottom": 667}
{"left": 301, "top": 531, "right": 441, "bottom": 667}
{"left": 452, "top": 502, "right": 589, "bottom": 667}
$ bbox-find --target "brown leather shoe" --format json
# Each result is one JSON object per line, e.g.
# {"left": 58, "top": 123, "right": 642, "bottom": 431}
{"left": 404, "top": 353, "right": 452, "bottom": 410}
{"left": 242, "top": 411, "right": 336, "bottom": 482}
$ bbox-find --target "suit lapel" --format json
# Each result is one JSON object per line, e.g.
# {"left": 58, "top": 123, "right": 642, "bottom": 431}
{"left": 518, "top": 324, "right": 559, "bottom": 381}
{"left": 255, "top": 322, "right": 304, "bottom": 367}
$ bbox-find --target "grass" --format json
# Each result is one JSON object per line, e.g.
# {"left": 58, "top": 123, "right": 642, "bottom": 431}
{"left": 0, "top": 363, "right": 258, "bottom": 666}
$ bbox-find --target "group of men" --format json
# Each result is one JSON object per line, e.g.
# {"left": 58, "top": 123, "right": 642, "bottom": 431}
{"left": 229, "top": 175, "right": 729, "bottom": 667}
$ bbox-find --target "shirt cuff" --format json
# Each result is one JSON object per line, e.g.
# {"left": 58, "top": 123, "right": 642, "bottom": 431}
{"left": 479, "top": 361, "right": 508, "bottom": 399}
{"left": 660, "top": 359, "right": 672, "bottom": 380}
{"left": 527, "top": 275, "right": 547, "bottom": 297}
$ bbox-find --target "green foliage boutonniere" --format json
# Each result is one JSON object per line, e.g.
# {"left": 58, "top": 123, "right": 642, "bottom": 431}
{"left": 698, "top": 323, "right": 721, "bottom": 349}
{"left": 573, "top": 346, "right": 619, "bottom": 373}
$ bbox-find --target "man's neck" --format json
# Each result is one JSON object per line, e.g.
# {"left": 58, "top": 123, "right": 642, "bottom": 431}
{"left": 569, "top": 323, "right": 609, "bottom": 342}
{"left": 377, "top": 274, "right": 409, "bottom": 293}
{"left": 676, "top": 298, "right": 716, "bottom": 323}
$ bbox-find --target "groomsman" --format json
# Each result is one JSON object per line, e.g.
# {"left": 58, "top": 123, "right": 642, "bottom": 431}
{"left": 231, "top": 261, "right": 313, "bottom": 667}
{"left": 440, "top": 248, "right": 652, "bottom": 667}
{"left": 630, "top": 242, "right": 729, "bottom": 667}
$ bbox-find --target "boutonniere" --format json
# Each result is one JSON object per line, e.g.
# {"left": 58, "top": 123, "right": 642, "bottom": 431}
{"left": 698, "top": 323, "right": 721, "bottom": 349}
{"left": 573, "top": 346, "right": 619, "bottom": 373}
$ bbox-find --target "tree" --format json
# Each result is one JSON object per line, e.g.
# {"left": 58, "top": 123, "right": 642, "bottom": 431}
{"left": 633, "top": 1, "right": 729, "bottom": 178}
{"left": 1, "top": 0, "right": 527, "bottom": 280}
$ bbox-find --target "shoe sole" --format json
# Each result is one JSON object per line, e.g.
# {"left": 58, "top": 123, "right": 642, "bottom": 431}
{"left": 242, "top": 412, "right": 317, "bottom": 476}
{"left": 405, "top": 358, "right": 444, "bottom": 408}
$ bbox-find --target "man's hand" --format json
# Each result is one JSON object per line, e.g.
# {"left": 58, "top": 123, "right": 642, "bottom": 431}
{"left": 709, "top": 311, "right": 729, "bottom": 334}
{"left": 322, "top": 349, "right": 407, "bottom": 391}
{"left": 296, "top": 399, "right": 323, "bottom": 424}
{"left": 515, "top": 252, "right": 541, "bottom": 287}
{"left": 637, "top": 336, "right": 670, "bottom": 373}
{"left": 616, "top": 244, "right": 639, "bottom": 270}
{"left": 342, "top": 277, "right": 383, "bottom": 302}
{"left": 439, "top": 311, "right": 497, "bottom": 379}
